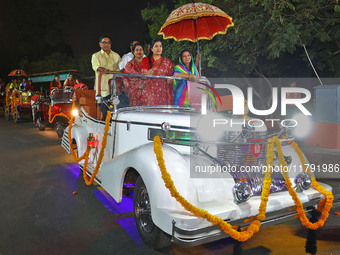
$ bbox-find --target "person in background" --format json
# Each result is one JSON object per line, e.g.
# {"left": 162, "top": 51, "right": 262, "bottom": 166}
{"left": 119, "top": 40, "right": 145, "bottom": 72}
{"left": 74, "top": 78, "right": 88, "bottom": 90}
{"left": 63, "top": 74, "right": 75, "bottom": 89}
{"left": 286, "top": 81, "right": 301, "bottom": 118}
{"left": 50, "top": 75, "right": 63, "bottom": 93}
{"left": 140, "top": 38, "right": 174, "bottom": 105}
{"left": 20, "top": 78, "right": 28, "bottom": 90}
{"left": 25, "top": 79, "right": 34, "bottom": 91}
{"left": 173, "top": 49, "right": 201, "bottom": 106}
{"left": 123, "top": 43, "right": 146, "bottom": 106}
{"left": 91, "top": 34, "right": 121, "bottom": 119}
{"left": 9, "top": 79, "right": 20, "bottom": 91}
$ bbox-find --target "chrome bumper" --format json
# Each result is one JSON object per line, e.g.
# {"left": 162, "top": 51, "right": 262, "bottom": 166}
{"left": 171, "top": 193, "right": 340, "bottom": 246}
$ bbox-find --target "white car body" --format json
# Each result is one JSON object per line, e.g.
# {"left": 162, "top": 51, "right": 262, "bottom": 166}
{"left": 61, "top": 74, "right": 336, "bottom": 247}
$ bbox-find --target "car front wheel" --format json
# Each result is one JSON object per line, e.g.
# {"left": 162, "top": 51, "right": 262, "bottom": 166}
{"left": 13, "top": 106, "right": 19, "bottom": 123}
{"left": 133, "top": 176, "right": 171, "bottom": 249}
{"left": 4, "top": 106, "right": 10, "bottom": 121}
{"left": 36, "top": 115, "right": 46, "bottom": 131}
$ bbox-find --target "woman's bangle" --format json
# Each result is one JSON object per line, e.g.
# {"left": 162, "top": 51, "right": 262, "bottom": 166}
{"left": 188, "top": 73, "right": 191, "bottom": 80}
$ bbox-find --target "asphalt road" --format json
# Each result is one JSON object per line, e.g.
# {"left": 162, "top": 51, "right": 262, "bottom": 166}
{"left": 0, "top": 112, "right": 339, "bottom": 255}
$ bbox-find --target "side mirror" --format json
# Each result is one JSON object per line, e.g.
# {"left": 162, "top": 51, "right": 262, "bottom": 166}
{"left": 96, "top": 94, "right": 103, "bottom": 103}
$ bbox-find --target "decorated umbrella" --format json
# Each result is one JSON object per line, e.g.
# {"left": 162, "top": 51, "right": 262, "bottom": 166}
{"left": 158, "top": 2, "right": 234, "bottom": 76}
{"left": 8, "top": 69, "right": 28, "bottom": 76}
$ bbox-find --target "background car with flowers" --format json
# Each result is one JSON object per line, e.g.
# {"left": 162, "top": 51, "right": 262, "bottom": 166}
{"left": 35, "top": 88, "right": 73, "bottom": 139}
{"left": 61, "top": 74, "right": 339, "bottom": 250}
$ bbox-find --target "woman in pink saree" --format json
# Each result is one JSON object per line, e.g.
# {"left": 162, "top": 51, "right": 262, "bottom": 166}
{"left": 140, "top": 39, "right": 174, "bottom": 105}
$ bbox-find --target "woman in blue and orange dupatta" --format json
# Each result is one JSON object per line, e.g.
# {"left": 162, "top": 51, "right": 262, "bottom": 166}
{"left": 140, "top": 39, "right": 174, "bottom": 105}
{"left": 173, "top": 49, "right": 200, "bottom": 106}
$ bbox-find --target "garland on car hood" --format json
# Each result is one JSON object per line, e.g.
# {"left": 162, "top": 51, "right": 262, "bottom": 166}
{"left": 153, "top": 135, "right": 333, "bottom": 242}
{"left": 285, "top": 138, "right": 333, "bottom": 229}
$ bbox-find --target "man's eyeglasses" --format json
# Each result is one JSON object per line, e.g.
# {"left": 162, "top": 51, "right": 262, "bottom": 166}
{"left": 100, "top": 41, "right": 111, "bottom": 44}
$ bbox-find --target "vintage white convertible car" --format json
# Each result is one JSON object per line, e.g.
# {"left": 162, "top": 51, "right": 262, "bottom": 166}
{"left": 61, "top": 74, "right": 339, "bottom": 249}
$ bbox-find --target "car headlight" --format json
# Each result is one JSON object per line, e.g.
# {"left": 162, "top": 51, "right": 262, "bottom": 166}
{"left": 72, "top": 109, "right": 79, "bottom": 117}
{"left": 233, "top": 181, "right": 251, "bottom": 203}
{"left": 294, "top": 172, "right": 311, "bottom": 191}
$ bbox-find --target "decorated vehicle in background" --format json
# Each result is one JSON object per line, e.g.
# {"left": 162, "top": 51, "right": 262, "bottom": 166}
{"left": 61, "top": 73, "right": 339, "bottom": 249}
{"left": 4, "top": 89, "right": 34, "bottom": 123}
{"left": 0, "top": 80, "right": 6, "bottom": 108}
{"left": 35, "top": 88, "right": 73, "bottom": 139}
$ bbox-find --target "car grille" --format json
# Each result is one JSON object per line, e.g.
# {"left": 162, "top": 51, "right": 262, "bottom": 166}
{"left": 217, "top": 131, "right": 287, "bottom": 195}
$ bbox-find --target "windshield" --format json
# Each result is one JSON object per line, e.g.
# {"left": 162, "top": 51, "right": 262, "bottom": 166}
{"left": 50, "top": 89, "right": 74, "bottom": 103}
{"left": 110, "top": 73, "right": 215, "bottom": 112}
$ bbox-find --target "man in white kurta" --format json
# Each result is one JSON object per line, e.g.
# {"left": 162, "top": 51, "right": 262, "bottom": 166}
{"left": 91, "top": 34, "right": 121, "bottom": 98}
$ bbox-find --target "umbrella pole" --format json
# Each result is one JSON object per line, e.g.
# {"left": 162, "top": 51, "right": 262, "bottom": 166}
{"left": 197, "top": 40, "right": 201, "bottom": 77}
{"left": 195, "top": 19, "right": 201, "bottom": 77}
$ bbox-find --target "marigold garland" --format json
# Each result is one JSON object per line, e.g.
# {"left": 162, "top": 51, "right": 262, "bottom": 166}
{"left": 275, "top": 137, "right": 333, "bottom": 230}
{"left": 48, "top": 104, "right": 70, "bottom": 124}
{"left": 68, "top": 99, "right": 111, "bottom": 186}
{"left": 153, "top": 136, "right": 265, "bottom": 242}
{"left": 153, "top": 135, "right": 334, "bottom": 242}
{"left": 5, "top": 89, "right": 11, "bottom": 107}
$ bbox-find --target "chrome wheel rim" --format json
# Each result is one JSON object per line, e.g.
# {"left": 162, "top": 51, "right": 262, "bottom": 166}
{"left": 135, "top": 186, "right": 153, "bottom": 233}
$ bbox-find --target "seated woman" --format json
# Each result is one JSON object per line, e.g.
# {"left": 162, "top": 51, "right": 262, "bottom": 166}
{"left": 123, "top": 43, "right": 146, "bottom": 106}
{"left": 173, "top": 49, "right": 200, "bottom": 106}
{"left": 63, "top": 74, "right": 75, "bottom": 89}
{"left": 140, "top": 39, "right": 174, "bottom": 105}
{"left": 74, "top": 78, "right": 88, "bottom": 90}
{"left": 50, "top": 75, "right": 63, "bottom": 94}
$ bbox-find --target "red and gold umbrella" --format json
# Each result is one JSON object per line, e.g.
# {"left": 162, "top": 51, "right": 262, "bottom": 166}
{"left": 158, "top": 3, "right": 234, "bottom": 75}
{"left": 158, "top": 2, "right": 234, "bottom": 42}
{"left": 8, "top": 69, "right": 28, "bottom": 76}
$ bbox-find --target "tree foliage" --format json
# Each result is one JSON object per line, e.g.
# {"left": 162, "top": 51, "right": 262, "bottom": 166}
{"left": 141, "top": 0, "right": 340, "bottom": 78}
{"left": 0, "top": 0, "right": 71, "bottom": 78}
{"left": 19, "top": 53, "right": 93, "bottom": 75}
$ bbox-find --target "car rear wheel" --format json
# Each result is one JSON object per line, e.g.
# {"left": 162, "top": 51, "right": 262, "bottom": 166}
{"left": 133, "top": 176, "right": 171, "bottom": 249}
{"left": 56, "top": 122, "right": 65, "bottom": 139}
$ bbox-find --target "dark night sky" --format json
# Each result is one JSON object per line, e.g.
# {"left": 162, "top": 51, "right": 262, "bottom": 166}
{"left": 62, "top": 0, "right": 164, "bottom": 56}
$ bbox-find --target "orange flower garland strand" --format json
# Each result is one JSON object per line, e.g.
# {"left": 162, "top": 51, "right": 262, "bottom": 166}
{"left": 82, "top": 111, "right": 111, "bottom": 186}
{"left": 68, "top": 99, "right": 90, "bottom": 162}
{"left": 68, "top": 99, "right": 112, "bottom": 186}
{"left": 274, "top": 137, "right": 333, "bottom": 230}
{"left": 257, "top": 138, "right": 275, "bottom": 221}
{"left": 5, "top": 89, "right": 11, "bottom": 107}
{"left": 153, "top": 135, "right": 334, "bottom": 242}
{"left": 48, "top": 104, "right": 70, "bottom": 124}
{"left": 153, "top": 136, "right": 269, "bottom": 242}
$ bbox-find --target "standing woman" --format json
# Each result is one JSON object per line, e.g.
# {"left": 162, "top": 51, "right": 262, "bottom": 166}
{"left": 124, "top": 43, "right": 145, "bottom": 106}
{"left": 140, "top": 39, "right": 174, "bottom": 105}
{"left": 173, "top": 49, "right": 200, "bottom": 106}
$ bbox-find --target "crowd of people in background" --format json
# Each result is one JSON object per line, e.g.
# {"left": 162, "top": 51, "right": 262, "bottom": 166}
{"left": 2, "top": 34, "right": 202, "bottom": 118}
{"left": 3, "top": 78, "right": 35, "bottom": 92}
{"left": 50, "top": 74, "right": 88, "bottom": 94}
